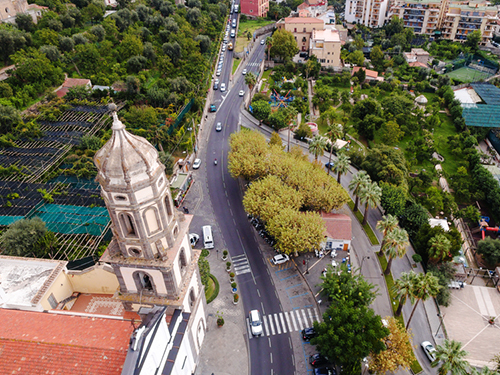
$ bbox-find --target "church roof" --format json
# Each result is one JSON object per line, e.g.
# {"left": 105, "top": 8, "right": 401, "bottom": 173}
{"left": 94, "top": 108, "right": 162, "bottom": 188}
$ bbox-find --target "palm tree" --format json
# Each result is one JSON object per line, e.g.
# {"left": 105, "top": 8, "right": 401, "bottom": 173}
{"left": 376, "top": 215, "right": 399, "bottom": 257}
{"left": 265, "top": 36, "right": 272, "bottom": 61}
{"left": 428, "top": 234, "right": 452, "bottom": 263}
{"left": 333, "top": 153, "right": 350, "bottom": 184}
{"left": 245, "top": 72, "right": 257, "bottom": 90}
{"left": 393, "top": 272, "right": 416, "bottom": 317}
{"left": 348, "top": 171, "right": 371, "bottom": 212}
{"left": 383, "top": 227, "right": 409, "bottom": 275}
{"left": 308, "top": 135, "right": 327, "bottom": 161}
{"left": 325, "top": 122, "right": 342, "bottom": 176}
{"left": 470, "top": 366, "right": 499, "bottom": 375}
{"left": 432, "top": 339, "right": 469, "bottom": 375}
{"left": 358, "top": 181, "right": 382, "bottom": 225}
{"left": 406, "top": 272, "right": 442, "bottom": 329}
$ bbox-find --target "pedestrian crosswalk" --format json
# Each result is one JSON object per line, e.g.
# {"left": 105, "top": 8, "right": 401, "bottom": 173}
{"left": 246, "top": 308, "right": 320, "bottom": 339}
{"left": 247, "top": 62, "right": 260, "bottom": 67}
{"left": 232, "top": 254, "right": 251, "bottom": 276}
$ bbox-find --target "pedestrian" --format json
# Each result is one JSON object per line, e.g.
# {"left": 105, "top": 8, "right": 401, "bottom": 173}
{"left": 303, "top": 260, "right": 306, "bottom": 265}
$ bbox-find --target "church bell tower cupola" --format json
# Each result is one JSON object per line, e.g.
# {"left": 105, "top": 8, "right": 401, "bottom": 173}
{"left": 94, "top": 104, "right": 179, "bottom": 261}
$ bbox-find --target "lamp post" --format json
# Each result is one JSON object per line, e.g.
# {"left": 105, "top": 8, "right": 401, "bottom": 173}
{"left": 360, "top": 256, "right": 370, "bottom": 274}
{"left": 435, "top": 313, "right": 445, "bottom": 337}
{"left": 305, "top": 255, "right": 310, "bottom": 275}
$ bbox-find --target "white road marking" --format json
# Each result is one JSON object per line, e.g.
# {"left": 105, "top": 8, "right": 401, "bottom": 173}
{"left": 274, "top": 314, "right": 281, "bottom": 335}
{"left": 279, "top": 313, "right": 287, "bottom": 333}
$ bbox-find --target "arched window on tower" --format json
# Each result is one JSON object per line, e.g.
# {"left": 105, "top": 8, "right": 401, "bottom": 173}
{"left": 164, "top": 196, "right": 173, "bottom": 220}
{"left": 189, "top": 288, "right": 196, "bottom": 307}
{"left": 133, "top": 271, "right": 155, "bottom": 293}
{"left": 119, "top": 213, "right": 137, "bottom": 238}
{"left": 179, "top": 247, "right": 187, "bottom": 275}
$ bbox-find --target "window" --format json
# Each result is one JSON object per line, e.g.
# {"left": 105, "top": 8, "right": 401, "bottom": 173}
{"left": 294, "top": 27, "right": 297, "bottom": 32}
{"left": 138, "top": 273, "right": 153, "bottom": 291}
{"left": 119, "top": 213, "right": 137, "bottom": 237}
{"left": 302, "top": 37, "right": 307, "bottom": 42}
{"left": 179, "top": 248, "right": 187, "bottom": 274}
{"left": 129, "top": 247, "right": 142, "bottom": 256}
{"left": 157, "top": 177, "right": 164, "bottom": 188}
{"left": 189, "top": 289, "right": 196, "bottom": 307}
{"left": 320, "top": 59, "right": 326, "bottom": 63}
{"left": 115, "top": 195, "right": 127, "bottom": 201}
{"left": 327, "top": 52, "right": 330, "bottom": 55}
{"left": 164, "top": 196, "right": 173, "bottom": 218}
{"left": 303, "top": 27, "right": 306, "bottom": 32}
{"left": 48, "top": 293, "right": 58, "bottom": 309}
{"left": 144, "top": 208, "right": 159, "bottom": 233}
{"left": 250, "top": 9, "right": 253, "bottom": 12}
{"left": 327, "top": 60, "right": 330, "bottom": 63}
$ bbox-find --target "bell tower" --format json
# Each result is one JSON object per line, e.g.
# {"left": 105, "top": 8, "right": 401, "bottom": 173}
{"left": 95, "top": 105, "right": 206, "bottom": 320}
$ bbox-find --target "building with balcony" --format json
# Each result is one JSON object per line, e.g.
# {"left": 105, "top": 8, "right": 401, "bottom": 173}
{"left": 309, "top": 29, "right": 342, "bottom": 67}
{"left": 390, "top": 0, "right": 444, "bottom": 35}
{"left": 297, "top": 0, "right": 328, "bottom": 18}
{"left": 277, "top": 17, "right": 325, "bottom": 51}
{"left": 345, "top": 0, "right": 390, "bottom": 28}
{"left": 241, "top": 0, "right": 269, "bottom": 18}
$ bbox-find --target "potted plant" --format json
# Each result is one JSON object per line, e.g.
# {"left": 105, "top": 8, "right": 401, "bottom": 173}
{"left": 226, "top": 261, "right": 231, "bottom": 272}
{"left": 222, "top": 250, "right": 228, "bottom": 261}
{"left": 231, "top": 282, "right": 237, "bottom": 293}
{"left": 233, "top": 293, "right": 239, "bottom": 305}
{"left": 489, "top": 317, "right": 495, "bottom": 325}
{"left": 229, "top": 272, "right": 235, "bottom": 283}
{"left": 217, "top": 311, "right": 224, "bottom": 327}
{"left": 412, "top": 254, "right": 422, "bottom": 268}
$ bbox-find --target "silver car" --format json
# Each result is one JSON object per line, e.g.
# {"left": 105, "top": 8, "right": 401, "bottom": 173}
{"left": 421, "top": 341, "right": 437, "bottom": 362}
{"left": 272, "top": 254, "right": 290, "bottom": 265}
{"left": 249, "top": 310, "right": 263, "bottom": 336}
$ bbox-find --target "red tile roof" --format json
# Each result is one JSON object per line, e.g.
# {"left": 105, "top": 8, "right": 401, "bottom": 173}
{"left": 0, "top": 309, "right": 133, "bottom": 375}
{"left": 351, "top": 66, "right": 378, "bottom": 78}
{"left": 63, "top": 78, "right": 91, "bottom": 88}
{"left": 409, "top": 61, "right": 428, "bottom": 69}
{"left": 322, "top": 213, "right": 352, "bottom": 240}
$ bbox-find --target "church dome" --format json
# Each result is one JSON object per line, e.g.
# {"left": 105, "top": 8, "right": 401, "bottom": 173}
{"left": 94, "top": 108, "right": 162, "bottom": 188}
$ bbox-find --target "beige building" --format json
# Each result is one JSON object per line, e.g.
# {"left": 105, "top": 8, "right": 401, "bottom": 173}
{"left": 277, "top": 17, "right": 325, "bottom": 52}
{"left": 345, "top": 0, "right": 391, "bottom": 28}
{"left": 0, "top": 0, "right": 47, "bottom": 23}
{"left": 390, "top": 0, "right": 498, "bottom": 45}
{"left": 404, "top": 48, "right": 431, "bottom": 65}
{"left": 309, "top": 29, "right": 342, "bottom": 67}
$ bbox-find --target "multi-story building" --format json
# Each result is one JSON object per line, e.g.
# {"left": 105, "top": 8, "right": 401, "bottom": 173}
{"left": 277, "top": 17, "right": 325, "bottom": 51}
{"left": 297, "top": 0, "right": 328, "bottom": 18}
{"left": 309, "top": 29, "right": 342, "bottom": 67}
{"left": 389, "top": 0, "right": 498, "bottom": 45}
{"left": 344, "top": 0, "right": 391, "bottom": 28}
{"left": 241, "top": 0, "right": 269, "bottom": 18}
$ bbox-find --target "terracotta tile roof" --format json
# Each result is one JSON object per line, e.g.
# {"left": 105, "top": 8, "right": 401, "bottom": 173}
{"left": 322, "top": 213, "right": 352, "bottom": 240}
{"left": 0, "top": 309, "right": 133, "bottom": 374}
{"left": 409, "top": 61, "right": 429, "bottom": 68}
{"left": 298, "top": 2, "right": 308, "bottom": 9}
{"left": 351, "top": 66, "right": 378, "bottom": 78}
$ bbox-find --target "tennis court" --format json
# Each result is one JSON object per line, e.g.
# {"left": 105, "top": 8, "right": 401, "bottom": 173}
{"left": 446, "top": 67, "right": 492, "bottom": 82}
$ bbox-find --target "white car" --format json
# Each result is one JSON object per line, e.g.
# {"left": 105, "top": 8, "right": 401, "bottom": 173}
{"left": 222, "top": 46, "right": 226, "bottom": 52}
{"left": 249, "top": 310, "right": 263, "bottom": 336}
{"left": 261, "top": 39, "right": 265, "bottom": 45}
{"left": 220, "top": 83, "right": 226, "bottom": 92}
{"left": 272, "top": 254, "right": 290, "bottom": 265}
{"left": 242, "top": 69, "right": 247, "bottom": 75}
{"left": 421, "top": 341, "right": 437, "bottom": 362}
{"left": 215, "top": 122, "right": 222, "bottom": 132}
{"left": 189, "top": 233, "right": 199, "bottom": 246}
{"left": 193, "top": 158, "right": 201, "bottom": 169}
{"left": 216, "top": 70, "right": 221, "bottom": 76}
{"left": 239, "top": 90, "right": 244, "bottom": 97}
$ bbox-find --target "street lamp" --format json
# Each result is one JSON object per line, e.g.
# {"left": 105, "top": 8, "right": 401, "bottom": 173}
{"left": 435, "top": 313, "right": 445, "bottom": 337}
{"left": 305, "top": 255, "right": 310, "bottom": 275}
{"left": 360, "top": 256, "right": 370, "bottom": 274}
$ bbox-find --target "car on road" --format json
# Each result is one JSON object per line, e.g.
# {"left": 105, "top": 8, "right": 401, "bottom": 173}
{"left": 242, "top": 69, "right": 247, "bottom": 75}
{"left": 309, "top": 354, "right": 329, "bottom": 367}
{"left": 249, "top": 310, "right": 263, "bottom": 336}
{"left": 220, "top": 83, "right": 226, "bottom": 92}
{"left": 421, "top": 341, "right": 437, "bottom": 362}
{"left": 302, "top": 327, "right": 316, "bottom": 341}
{"left": 193, "top": 158, "right": 202, "bottom": 169}
{"left": 261, "top": 39, "right": 265, "bottom": 45}
{"left": 239, "top": 90, "right": 244, "bottom": 97}
{"left": 230, "top": 30, "right": 235, "bottom": 38}
{"left": 216, "top": 70, "right": 221, "bottom": 76}
{"left": 189, "top": 233, "right": 199, "bottom": 246}
{"left": 209, "top": 104, "right": 217, "bottom": 112}
{"left": 313, "top": 367, "right": 337, "bottom": 375}
{"left": 271, "top": 253, "right": 289, "bottom": 265}
{"left": 215, "top": 122, "right": 222, "bottom": 132}
{"left": 213, "top": 80, "right": 219, "bottom": 90}
{"left": 325, "top": 162, "right": 335, "bottom": 169}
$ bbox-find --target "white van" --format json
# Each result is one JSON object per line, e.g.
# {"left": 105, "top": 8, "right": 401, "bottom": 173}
{"left": 202, "top": 225, "right": 214, "bottom": 249}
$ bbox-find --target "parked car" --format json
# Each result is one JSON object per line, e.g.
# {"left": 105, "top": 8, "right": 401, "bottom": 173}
{"left": 314, "top": 367, "right": 337, "bottom": 375}
{"left": 239, "top": 90, "right": 244, "bottom": 97}
{"left": 213, "top": 79, "right": 219, "bottom": 90}
{"left": 249, "top": 310, "right": 263, "bottom": 336}
{"left": 189, "top": 233, "right": 199, "bottom": 246}
{"left": 302, "top": 327, "right": 316, "bottom": 341}
{"left": 215, "top": 122, "right": 222, "bottom": 132}
{"left": 210, "top": 104, "right": 217, "bottom": 112}
{"left": 242, "top": 69, "right": 247, "bottom": 75}
{"left": 309, "top": 354, "right": 329, "bottom": 367}
{"left": 325, "top": 162, "right": 335, "bottom": 169}
{"left": 421, "top": 341, "right": 437, "bottom": 362}
{"left": 216, "top": 70, "right": 221, "bottom": 76}
{"left": 193, "top": 158, "right": 202, "bottom": 169}
{"left": 271, "top": 253, "right": 289, "bottom": 265}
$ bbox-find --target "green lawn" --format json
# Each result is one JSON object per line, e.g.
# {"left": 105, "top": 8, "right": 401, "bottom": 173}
{"left": 237, "top": 19, "right": 274, "bottom": 38}
{"left": 446, "top": 66, "right": 491, "bottom": 82}
{"left": 232, "top": 58, "right": 241, "bottom": 74}
{"left": 205, "top": 274, "right": 219, "bottom": 303}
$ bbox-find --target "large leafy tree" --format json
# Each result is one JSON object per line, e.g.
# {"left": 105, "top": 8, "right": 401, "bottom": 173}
{"left": 333, "top": 153, "right": 350, "bottom": 184}
{"left": 432, "top": 339, "right": 469, "bottom": 375}
{"left": 380, "top": 182, "right": 407, "bottom": 217}
{"left": 465, "top": 30, "right": 481, "bottom": 53}
{"left": 270, "top": 29, "right": 299, "bottom": 61}
{"left": 368, "top": 317, "right": 415, "bottom": 374}
{"left": 393, "top": 272, "right": 416, "bottom": 317}
{"left": 359, "top": 181, "right": 382, "bottom": 225}
{"left": 360, "top": 145, "right": 408, "bottom": 191}
{"left": 1, "top": 217, "right": 47, "bottom": 257}
{"left": 0, "top": 105, "right": 23, "bottom": 134}
{"left": 312, "top": 300, "right": 389, "bottom": 374}
{"left": 349, "top": 170, "right": 371, "bottom": 212}
{"left": 406, "top": 271, "right": 442, "bottom": 329}
{"left": 382, "top": 227, "right": 409, "bottom": 275}
{"left": 476, "top": 237, "right": 500, "bottom": 266}
{"left": 252, "top": 100, "right": 271, "bottom": 121}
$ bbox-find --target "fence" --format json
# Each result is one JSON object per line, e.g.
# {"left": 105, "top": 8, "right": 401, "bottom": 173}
{"left": 167, "top": 98, "right": 193, "bottom": 135}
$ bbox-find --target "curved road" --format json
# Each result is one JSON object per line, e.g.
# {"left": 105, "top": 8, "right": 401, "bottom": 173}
{"left": 206, "top": 20, "right": 295, "bottom": 375}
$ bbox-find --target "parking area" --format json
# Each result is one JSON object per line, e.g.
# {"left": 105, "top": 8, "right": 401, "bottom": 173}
{"left": 441, "top": 285, "right": 500, "bottom": 368}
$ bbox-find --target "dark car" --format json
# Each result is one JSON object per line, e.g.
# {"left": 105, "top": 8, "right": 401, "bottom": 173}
{"left": 210, "top": 104, "right": 217, "bottom": 112}
{"left": 309, "top": 353, "right": 329, "bottom": 367}
{"left": 314, "top": 367, "right": 337, "bottom": 375}
{"left": 302, "top": 327, "right": 316, "bottom": 341}
{"left": 325, "top": 162, "right": 335, "bottom": 169}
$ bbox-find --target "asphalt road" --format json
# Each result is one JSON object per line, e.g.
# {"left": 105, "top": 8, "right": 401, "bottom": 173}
{"left": 206, "top": 16, "right": 295, "bottom": 375}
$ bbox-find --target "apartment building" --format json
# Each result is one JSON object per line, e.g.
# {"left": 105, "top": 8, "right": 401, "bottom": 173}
{"left": 241, "top": 0, "right": 269, "bottom": 18}
{"left": 310, "top": 29, "right": 342, "bottom": 67}
{"left": 389, "top": 0, "right": 498, "bottom": 45}
{"left": 277, "top": 17, "right": 325, "bottom": 51}
{"left": 344, "top": 0, "right": 391, "bottom": 28}
{"left": 297, "top": 0, "right": 328, "bottom": 18}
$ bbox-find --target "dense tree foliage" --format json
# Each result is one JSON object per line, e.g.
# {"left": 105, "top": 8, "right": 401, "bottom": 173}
{"left": 1, "top": 217, "right": 47, "bottom": 257}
